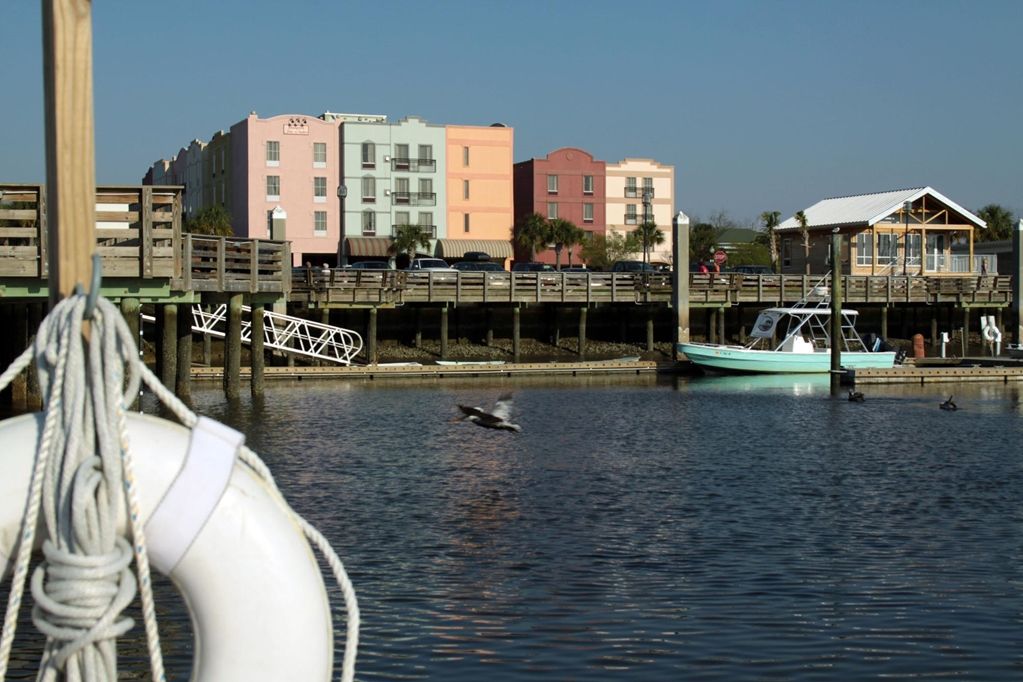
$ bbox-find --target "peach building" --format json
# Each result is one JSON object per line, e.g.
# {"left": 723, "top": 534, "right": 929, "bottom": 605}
{"left": 230, "top": 113, "right": 341, "bottom": 265}
{"left": 605, "top": 158, "right": 675, "bottom": 266}
{"left": 443, "top": 123, "right": 515, "bottom": 265}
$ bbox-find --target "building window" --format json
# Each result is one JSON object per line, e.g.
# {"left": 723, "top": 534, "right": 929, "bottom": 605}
{"left": 418, "top": 212, "right": 433, "bottom": 227}
{"left": 266, "top": 175, "right": 280, "bottom": 200}
{"left": 462, "top": 146, "right": 469, "bottom": 166}
{"left": 906, "top": 234, "right": 921, "bottom": 265}
{"left": 877, "top": 233, "right": 897, "bottom": 266}
{"left": 625, "top": 176, "right": 637, "bottom": 198}
{"left": 313, "top": 176, "right": 327, "bottom": 203}
{"left": 361, "top": 142, "right": 375, "bottom": 168}
{"left": 395, "top": 178, "right": 410, "bottom": 203}
{"left": 643, "top": 177, "right": 653, "bottom": 191}
{"left": 314, "top": 211, "right": 327, "bottom": 235}
{"left": 266, "top": 141, "right": 279, "bottom": 166}
{"left": 394, "top": 211, "right": 410, "bottom": 227}
{"left": 463, "top": 213, "right": 470, "bottom": 233}
{"left": 463, "top": 180, "right": 470, "bottom": 200}
{"left": 782, "top": 239, "right": 791, "bottom": 267}
{"left": 419, "top": 178, "right": 433, "bottom": 197}
{"left": 547, "top": 202, "right": 558, "bottom": 220}
{"left": 394, "top": 143, "right": 410, "bottom": 169}
{"left": 361, "top": 176, "right": 376, "bottom": 202}
{"left": 583, "top": 203, "right": 594, "bottom": 223}
{"left": 362, "top": 210, "right": 376, "bottom": 236}
{"left": 418, "top": 144, "right": 432, "bottom": 162}
{"left": 625, "top": 204, "right": 636, "bottom": 225}
{"left": 313, "top": 142, "right": 327, "bottom": 167}
{"left": 547, "top": 174, "right": 558, "bottom": 194}
{"left": 583, "top": 175, "right": 594, "bottom": 194}
{"left": 855, "top": 232, "right": 873, "bottom": 266}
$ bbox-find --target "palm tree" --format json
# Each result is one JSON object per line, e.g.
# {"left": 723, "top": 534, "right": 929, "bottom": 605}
{"left": 563, "top": 224, "right": 588, "bottom": 268}
{"left": 547, "top": 218, "right": 583, "bottom": 270}
{"left": 635, "top": 221, "right": 665, "bottom": 266}
{"left": 389, "top": 223, "right": 432, "bottom": 267}
{"left": 794, "top": 210, "right": 810, "bottom": 275}
{"left": 759, "top": 210, "right": 781, "bottom": 271}
{"left": 975, "top": 204, "right": 1016, "bottom": 242}
{"left": 515, "top": 212, "right": 551, "bottom": 262}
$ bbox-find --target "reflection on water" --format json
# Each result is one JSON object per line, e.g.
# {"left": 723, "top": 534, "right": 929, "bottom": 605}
{"left": 4, "top": 376, "right": 1023, "bottom": 680}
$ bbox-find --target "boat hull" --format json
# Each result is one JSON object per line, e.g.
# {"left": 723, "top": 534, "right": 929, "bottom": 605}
{"left": 677, "top": 342, "right": 897, "bottom": 374}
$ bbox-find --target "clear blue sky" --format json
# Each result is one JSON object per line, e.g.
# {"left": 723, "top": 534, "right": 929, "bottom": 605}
{"left": 2, "top": 0, "right": 1020, "bottom": 226}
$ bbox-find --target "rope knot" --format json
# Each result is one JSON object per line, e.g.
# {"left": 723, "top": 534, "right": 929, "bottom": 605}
{"left": 30, "top": 536, "right": 137, "bottom": 670}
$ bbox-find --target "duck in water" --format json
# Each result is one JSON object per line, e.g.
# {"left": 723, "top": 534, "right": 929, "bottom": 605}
{"left": 848, "top": 390, "right": 865, "bottom": 402}
{"left": 940, "top": 395, "right": 958, "bottom": 411}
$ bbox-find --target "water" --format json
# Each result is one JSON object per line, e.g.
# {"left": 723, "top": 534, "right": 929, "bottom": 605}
{"left": 5, "top": 375, "right": 1023, "bottom": 679}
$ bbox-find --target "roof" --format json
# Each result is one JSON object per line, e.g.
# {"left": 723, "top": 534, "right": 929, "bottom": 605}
{"left": 346, "top": 237, "right": 393, "bottom": 257}
{"left": 436, "top": 239, "right": 513, "bottom": 260}
{"left": 777, "top": 187, "right": 986, "bottom": 232}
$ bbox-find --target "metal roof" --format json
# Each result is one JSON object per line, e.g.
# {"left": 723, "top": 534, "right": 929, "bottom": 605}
{"left": 436, "top": 239, "right": 513, "bottom": 260}
{"left": 777, "top": 187, "right": 986, "bottom": 232}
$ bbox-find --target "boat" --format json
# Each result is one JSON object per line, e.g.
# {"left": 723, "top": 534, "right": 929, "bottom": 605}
{"left": 435, "top": 360, "right": 506, "bottom": 366}
{"left": 677, "top": 291, "right": 897, "bottom": 374}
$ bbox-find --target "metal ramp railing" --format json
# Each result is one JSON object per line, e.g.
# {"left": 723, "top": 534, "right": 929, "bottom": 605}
{"left": 192, "top": 304, "right": 363, "bottom": 365}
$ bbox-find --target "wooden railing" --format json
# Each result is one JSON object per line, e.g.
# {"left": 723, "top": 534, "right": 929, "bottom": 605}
{"left": 291, "top": 270, "right": 1013, "bottom": 307}
{"left": 0, "top": 183, "right": 181, "bottom": 279}
{"left": 179, "top": 235, "right": 291, "bottom": 294}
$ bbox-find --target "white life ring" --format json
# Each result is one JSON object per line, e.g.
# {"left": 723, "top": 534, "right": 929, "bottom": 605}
{"left": 0, "top": 412, "right": 333, "bottom": 681}
{"left": 982, "top": 325, "right": 998, "bottom": 342}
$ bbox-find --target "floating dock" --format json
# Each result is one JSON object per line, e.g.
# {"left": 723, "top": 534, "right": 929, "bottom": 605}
{"left": 849, "top": 357, "right": 1023, "bottom": 385}
{"left": 191, "top": 359, "right": 681, "bottom": 381}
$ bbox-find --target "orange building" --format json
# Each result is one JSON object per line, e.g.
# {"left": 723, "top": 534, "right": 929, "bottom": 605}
{"left": 442, "top": 123, "right": 515, "bottom": 266}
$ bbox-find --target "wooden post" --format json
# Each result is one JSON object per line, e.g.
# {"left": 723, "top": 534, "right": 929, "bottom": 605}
{"left": 11, "top": 305, "right": 28, "bottom": 411}
{"left": 27, "top": 303, "right": 43, "bottom": 411}
{"left": 551, "top": 306, "right": 560, "bottom": 348}
{"left": 368, "top": 307, "right": 378, "bottom": 364}
{"left": 512, "top": 306, "right": 521, "bottom": 362}
{"left": 485, "top": 308, "right": 494, "bottom": 346}
{"left": 250, "top": 304, "right": 265, "bottom": 397}
{"left": 672, "top": 212, "right": 691, "bottom": 359}
{"left": 1013, "top": 219, "right": 1023, "bottom": 344}
{"left": 120, "top": 298, "right": 140, "bottom": 410}
{"left": 44, "top": 0, "right": 96, "bottom": 306}
{"left": 646, "top": 307, "right": 655, "bottom": 352}
{"left": 160, "top": 304, "right": 177, "bottom": 391}
{"left": 930, "top": 312, "right": 938, "bottom": 349}
{"left": 716, "top": 306, "right": 725, "bottom": 345}
{"left": 439, "top": 306, "right": 448, "bottom": 359}
{"left": 176, "top": 301, "right": 192, "bottom": 402}
{"left": 830, "top": 236, "right": 843, "bottom": 395}
{"left": 880, "top": 306, "right": 889, "bottom": 340}
{"left": 708, "top": 308, "right": 717, "bottom": 344}
{"left": 224, "top": 294, "right": 242, "bottom": 400}
{"left": 578, "top": 306, "right": 588, "bottom": 359}
{"left": 962, "top": 306, "right": 970, "bottom": 357}
{"left": 414, "top": 307, "right": 422, "bottom": 348}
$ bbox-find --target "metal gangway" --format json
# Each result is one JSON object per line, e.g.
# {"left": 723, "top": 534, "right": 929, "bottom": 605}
{"left": 191, "top": 304, "right": 363, "bottom": 365}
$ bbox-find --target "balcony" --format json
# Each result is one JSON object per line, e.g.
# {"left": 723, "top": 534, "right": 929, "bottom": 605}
{"left": 390, "top": 157, "right": 436, "bottom": 172}
{"left": 625, "top": 187, "right": 655, "bottom": 199}
{"left": 391, "top": 192, "right": 436, "bottom": 207}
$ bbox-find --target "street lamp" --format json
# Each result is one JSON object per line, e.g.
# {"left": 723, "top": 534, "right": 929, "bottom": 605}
{"left": 902, "top": 200, "right": 911, "bottom": 276}
{"left": 641, "top": 188, "right": 653, "bottom": 267}
{"left": 336, "top": 184, "right": 348, "bottom": 268}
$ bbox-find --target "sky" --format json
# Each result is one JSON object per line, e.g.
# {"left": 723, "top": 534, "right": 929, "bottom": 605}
{"left": 2, "top": 0, "right": 1020, "bottom": 227}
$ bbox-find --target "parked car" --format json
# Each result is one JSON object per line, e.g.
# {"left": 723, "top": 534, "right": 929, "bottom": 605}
{"left": 453, "top": 261, "right": 504, "bottom": 272}
{"left": 460, "top": 251, "right": 492, "bottom": 262}
{"left": 512, "top": 262, "right": 555, "bottom": 272}
{"left": 408, "top": 258, "right": 456, "bottom": 272}
{"left": 346, "top": 260, "right": 391, "bottom": 270}
{"left": 610, "top": 260, "right": 657, "bottom": 272}
{"left": 730, "top": 265, "right": 774, "bottom": 274}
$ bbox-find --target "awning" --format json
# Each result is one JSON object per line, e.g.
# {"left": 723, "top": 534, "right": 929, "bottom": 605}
{"left": 346, "top": 237, "right": 394, "bottom": 258}
{"left": 436, "top": 239, "right": 514, "bottom": 260}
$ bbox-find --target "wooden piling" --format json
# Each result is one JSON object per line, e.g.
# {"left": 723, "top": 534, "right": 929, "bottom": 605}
{"left": 250, "top": 303, "right": 265, "bottom": 397}
{"left": 160, "top": 303, "right": 177, "bottom": 391}
{"left": 512, "top": 306, "right": 521, "bottom": 362}
{"left": 578, "top": 306, "right": 588, "bottom": 358}
{"left": 440, "top": 306, "right": 448, "bottom": 359}
{"left": 880, "top": 306, "right": 888, "bottom": 340}
{"left": 175, "top": 301, "right": 192, "bottom": 402}
{"left": 646, "top": 307, "right": 655, "bottom": 352}
{"left": 10, "top": 305, "right": 28, "bottom": 411}
{"left": 717, "top": 306, "right": 725, "bottom": 345}
{"left": 368, "top": 307, "right": 378, "bottom": 364}
{"left": 485, "top": 308, "right": 494, "bottom": 347}
{"left": 672, "top": 211, "right": 691, "bottom": 359}
{"left": 224, "top": 294, "right": 242, "bottom": 400}
{"left": 120, "top": 298, "right": 140, "bottom": 409}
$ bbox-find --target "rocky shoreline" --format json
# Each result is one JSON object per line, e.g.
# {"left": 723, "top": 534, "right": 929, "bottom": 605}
{"left": 374, "top": 337, "right": 676, "bottom": 363}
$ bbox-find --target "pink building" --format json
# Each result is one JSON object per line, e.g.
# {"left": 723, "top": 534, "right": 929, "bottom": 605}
{"left": 230, "top": 113, "right": 341, "bottom": 265}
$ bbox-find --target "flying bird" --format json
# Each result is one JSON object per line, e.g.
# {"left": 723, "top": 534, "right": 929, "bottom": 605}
{"left": 940, "top": 395, "right": 958, "bottom": 411}
{"left": 457, "top": 394, "right": 521, "bottom": 432}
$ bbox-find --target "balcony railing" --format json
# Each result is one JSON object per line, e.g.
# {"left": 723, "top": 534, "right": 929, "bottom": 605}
{"left": 625, "top": 187, "right": 654, "bottom": 199}
{"left": 390, "top": 158, "right": 436, "bottom": 172}
{"left": 391, "top": 192, "right": 436, "bottom": 206}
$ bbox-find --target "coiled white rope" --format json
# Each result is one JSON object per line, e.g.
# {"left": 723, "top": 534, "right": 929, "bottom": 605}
{"left": 0, "top": 295, "right": 359, "bottom": 682}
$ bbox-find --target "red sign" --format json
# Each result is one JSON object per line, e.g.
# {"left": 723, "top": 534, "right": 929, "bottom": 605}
{"left": 713, "top": 250, "right": 728, "bottom": 265}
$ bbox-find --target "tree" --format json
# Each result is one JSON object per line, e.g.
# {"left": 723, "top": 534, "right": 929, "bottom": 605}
{"left": 186, "top": 204, "right": 233, "bottom": 236}
{"left": 975, "top": 204, "right": 1016, "bottom": 242}
{"left": 688, "top": 221, "right": 724, "bottom": 266}
{"left": 389, "top": 223, "right": 432, "bottom": 267}
{"left": 579, "top": 231, "right": 637, "bottom": 270}
{"left": 759, "top": 210, "right": 781, "bottom": 270}
{"left": 635, "top": 221, "right": 665, "bottom": 265}
{"left": 547, "top": 218, "right": 584, "bottom": 269}
{"left": 514, "top": 212, "right": 551, "bottom": 262}
{"left": 794, "top": 210, "right": 810, "bottom": 274}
